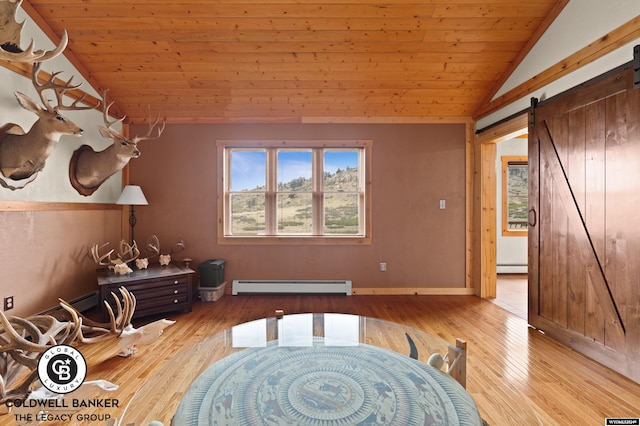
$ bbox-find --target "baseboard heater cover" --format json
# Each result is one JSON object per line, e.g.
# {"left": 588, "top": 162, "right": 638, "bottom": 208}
{"left": 40, "top": 291, "right": 100, "bottom": 315}
{"left": 232, "top": 280, "right": 352, "bottom": 296}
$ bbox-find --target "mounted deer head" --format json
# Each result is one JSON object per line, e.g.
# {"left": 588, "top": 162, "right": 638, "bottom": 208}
{"left": 69, "top": 91, "right": 165, "bottom": 196}
{"left": 0, "top": 63, "right": 96, "bottom": 189}
{"left": 0, "top": 0, "right": 68, "bottom": 63}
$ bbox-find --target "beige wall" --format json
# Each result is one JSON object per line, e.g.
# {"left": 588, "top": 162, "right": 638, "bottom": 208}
{"left": 0, "top": 209, "right": 120, "bottom": 316}
{"left": 1, "top": 122, "right": 467, "bottom": 318}
{"left": 129, "top": 123, "right": 467, "bottom": 292}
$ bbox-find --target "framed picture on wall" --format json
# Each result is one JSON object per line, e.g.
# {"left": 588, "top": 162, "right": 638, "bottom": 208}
{"left": 501, "top": 156, "right": 528, "bottom": 236}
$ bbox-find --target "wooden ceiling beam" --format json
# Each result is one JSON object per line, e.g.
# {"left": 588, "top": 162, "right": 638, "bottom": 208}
{"left": 21, "top": 0, "right": 126, "bottom": 117}
{"left": 474, "top": 14, "right": 640, "bottom": 120}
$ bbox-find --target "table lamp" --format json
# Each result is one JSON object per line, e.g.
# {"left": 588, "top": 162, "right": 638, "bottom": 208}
{"left": 116, "top": 185, "right": 148, "bottom": 244}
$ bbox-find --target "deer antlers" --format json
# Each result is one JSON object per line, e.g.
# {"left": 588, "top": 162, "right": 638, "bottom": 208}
{"left": 145, "top": 234, "right": 161, "bottom": 259}
{"left": 145, "top": 234, "right": 185, "bottom": 257}
{"left": 31, "top": 62, "right": 96, "bottom": 113}
{"left": 0, "top": 63, "right": 98, "bottom": 188}
{"left": 98, "top": 90, "right": 165, "bottom": 143}
{"left": 0, "top": 288, "right": 137, "bottom": 404}
{"left": 89, "top": 240, "right": 140, "bottom": 273}
{"left": 60, "top": 289, "right": 175, "bottom": 357}
{"left": 59, "top": 287, "right": 136, "bottom": 344}
{"left": 91, "top": 237, "right": 185, "bottom": 273}
{"left": 0, "top": 308, "right": 81, "bottom": 404}
{"left": 90, "top": 242, "right": 115, "bottom": 267}
{"left": 0, "top": 0, "right": 68, "bottom": 63}
{"left": 99, "top": 90, "right": 126, "bottom": 139}
{"left": 118, "top": 239, "right": 140, "bottom": 264}
{"left": 133, "top": 106, "right": 166, "bottom": 143}
{"left": 68, "top": 90, "right": 165, "bottom": 196}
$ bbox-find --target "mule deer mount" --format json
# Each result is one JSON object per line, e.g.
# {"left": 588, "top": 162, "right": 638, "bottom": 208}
{"left": 0, "top": 0, "right": 68, "bottom": 63}
{"left": 69, "top": 91, "right": 165, "bottom": 196}
{"left": 0, "top": 63, "right": 97, "bottom": 190}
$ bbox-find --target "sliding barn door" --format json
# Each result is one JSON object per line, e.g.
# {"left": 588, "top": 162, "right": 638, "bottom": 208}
{"left": 528, "top": 64, "right": 640, "bottom": 383}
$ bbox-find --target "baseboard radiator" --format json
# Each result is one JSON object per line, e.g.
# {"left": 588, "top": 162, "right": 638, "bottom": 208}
{"left": 232, "top": 280, "right": 352, "bottom": 296}
{"left": 40, "top": 291, "right": 100, "bottom": 315}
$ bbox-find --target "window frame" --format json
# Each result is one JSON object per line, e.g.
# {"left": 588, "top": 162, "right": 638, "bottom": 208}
{"left": 217, "top": 139, "right": 372, "bottom": 245}
{"left": 501, "top": 155, "right": 528, "bottom": 237}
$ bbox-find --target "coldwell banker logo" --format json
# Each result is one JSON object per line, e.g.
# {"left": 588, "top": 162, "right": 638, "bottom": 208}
{"left": 37, "top": 345, "right": 87, "bottom": 394}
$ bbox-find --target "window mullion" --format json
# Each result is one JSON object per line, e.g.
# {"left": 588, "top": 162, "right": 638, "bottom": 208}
{"left": 266, "top": 148, "right": 277, "bottom": 235}
{"left": 312, "top": 148, "right": 323, "bottom": 236}
{"left": 219, "top": 140, "right": 371, "bottom": 243}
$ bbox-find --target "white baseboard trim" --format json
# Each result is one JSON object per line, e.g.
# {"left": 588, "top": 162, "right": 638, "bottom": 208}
{"left": 497, "top": 265, "right": 528, "bottom": 274}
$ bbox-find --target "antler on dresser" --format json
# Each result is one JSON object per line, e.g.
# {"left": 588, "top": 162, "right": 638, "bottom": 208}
{"left": 89, "top": 240, "right": 141, "bottom": 275}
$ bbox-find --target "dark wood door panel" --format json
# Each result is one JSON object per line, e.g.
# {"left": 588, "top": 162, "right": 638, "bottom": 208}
{"left": 538, "top": 121, "right": 625, "bottom": 347}
{"left": 604, "top": 88, "right": 640, "bottom": 329}
{"left": 530, "top": 65, "right": 640, "bottom": 382}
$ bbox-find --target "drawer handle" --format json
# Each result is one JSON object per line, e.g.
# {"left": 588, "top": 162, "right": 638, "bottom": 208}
{"left": 174, "top": 280, "right": 179, "bottom": 284}
{"left": 174, "top": 289, "right": 178, "bottom": 294}
{"left": 174, "top": 299, "right": 178, "bottom": 304}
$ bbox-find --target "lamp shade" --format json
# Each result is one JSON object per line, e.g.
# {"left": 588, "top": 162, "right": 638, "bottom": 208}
{"left": 116, "top": 185, "right": 148, "bottom": 205}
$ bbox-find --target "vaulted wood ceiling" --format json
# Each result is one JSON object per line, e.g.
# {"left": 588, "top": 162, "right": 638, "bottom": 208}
{"left": 23, "top": 0, "right": 564, "bottom": 124}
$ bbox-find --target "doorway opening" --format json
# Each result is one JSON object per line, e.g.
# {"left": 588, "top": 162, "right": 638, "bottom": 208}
{"left": 493, "top": 133, "right": 528, "bottom": 319}
{"left": 476, "top": 113, "right": 528, "bottom": 320}
{"left": 493, "top": 274, "right": 527, "bottom": 319}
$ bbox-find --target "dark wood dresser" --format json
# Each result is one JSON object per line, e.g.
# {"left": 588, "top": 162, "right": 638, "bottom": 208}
{"left": 96, "top": 264, "right": 195, "bottom": 321}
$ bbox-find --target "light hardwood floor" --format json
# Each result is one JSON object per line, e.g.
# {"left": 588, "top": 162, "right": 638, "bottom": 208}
{"left": 492, "top": 274, "right": 528, "bottom": 319}
{"left": 7, "top": 294, "right": 640, "bottom": 425}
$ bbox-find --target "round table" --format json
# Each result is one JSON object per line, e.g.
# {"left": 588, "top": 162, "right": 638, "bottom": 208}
{"left": 120, "top": 313, "right": 485, "bottom": 425}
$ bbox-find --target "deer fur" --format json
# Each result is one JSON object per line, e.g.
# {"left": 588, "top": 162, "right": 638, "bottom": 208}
{"left": 0, "top": 64, "right": 94, "bottom": 190}
{"left": 0, "top": 92, "right": 83, "bottom": 181}
{"left": 69, "top": 135, "right": 140, "bottom": 196}
{"left": 69, "top": 91, "right": 164, "bottom": 196}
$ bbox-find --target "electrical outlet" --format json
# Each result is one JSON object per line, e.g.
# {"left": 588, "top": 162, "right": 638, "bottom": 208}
{"left": 4, "top": 296, "right": 14, "bottom": 311}
{"left": 379, "top": 262, "right": 387, "bottom": 272}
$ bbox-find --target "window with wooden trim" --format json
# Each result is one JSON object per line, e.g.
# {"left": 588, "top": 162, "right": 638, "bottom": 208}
{"left": 217, "top": 140, "right": 371, "bottom": 244}
{"left": 502, "top": 156, "right": 528, "bottom": 236}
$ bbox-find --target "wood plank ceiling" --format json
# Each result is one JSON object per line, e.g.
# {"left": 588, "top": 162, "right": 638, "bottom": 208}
{"left": 24, "top": 0, "right": 564, "bottom": 124}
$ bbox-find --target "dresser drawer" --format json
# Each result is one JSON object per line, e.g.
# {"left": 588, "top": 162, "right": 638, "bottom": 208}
{"left": 126, "top": 281, "right": 189, "bottom": 301}
{"left": 98, "top": 265, "right": 195, "bottom": 321}
{"left": 135, "top": 292, "right": 190, "bottom": 314}
{"left": 113, "top": 277, "right": 188, "bottom": 293}
{"left": 105, "top": 283, "right": 189, "bottom": 310}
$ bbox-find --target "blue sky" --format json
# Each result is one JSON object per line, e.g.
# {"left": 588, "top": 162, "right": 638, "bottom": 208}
{"left": 325, "top": 151, "right": 358, "bottom": 174}
{"left": 231, "top": 149, "right": 358, "bottom": 191}
{"left": 231, "top": 150, "right": 266, "bottom": 191}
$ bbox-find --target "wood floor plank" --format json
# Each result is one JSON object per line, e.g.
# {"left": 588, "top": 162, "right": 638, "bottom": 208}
{"left": 4, "top": 295, "right": 639, "bottom": 425}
